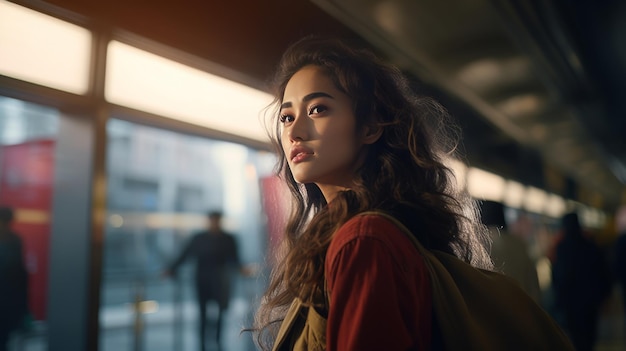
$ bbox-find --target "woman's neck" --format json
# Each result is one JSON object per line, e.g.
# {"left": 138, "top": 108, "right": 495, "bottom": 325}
{"left": 317, "top": 184, "right": 350, "bottom": 203}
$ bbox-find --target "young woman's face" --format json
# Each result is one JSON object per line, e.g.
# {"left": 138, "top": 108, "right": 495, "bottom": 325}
{"left": 280, "top": 65, "right": 375, "bottom": 200}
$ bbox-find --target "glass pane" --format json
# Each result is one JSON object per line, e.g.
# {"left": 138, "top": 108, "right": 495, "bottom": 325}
{"left": 0, "top": 1, "right": 91, "bottom": 94}
{"left": 100, "top": 118, "right": 276, "bottom": 351}
{"left": 105, "top": 41, "right": 272, "bottom": 143}
{"left": 0, "top": 96, "right": 59, "bottom": 350}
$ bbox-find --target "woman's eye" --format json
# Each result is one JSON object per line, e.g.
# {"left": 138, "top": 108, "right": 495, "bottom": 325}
{"left": 279, "top": 114, "right": 294, "bottom": 124}
{"left": 308, "top": 105, "right": 327, "bottom": 115}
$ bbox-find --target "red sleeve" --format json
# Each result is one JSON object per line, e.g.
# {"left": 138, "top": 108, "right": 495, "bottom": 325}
{"left": 325, "top": 215, "right": 431, "bottom": 351}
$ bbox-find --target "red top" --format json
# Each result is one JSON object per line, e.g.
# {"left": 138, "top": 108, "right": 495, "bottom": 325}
{"left": 325, "top": 214, "right": 432, "bottom": 350}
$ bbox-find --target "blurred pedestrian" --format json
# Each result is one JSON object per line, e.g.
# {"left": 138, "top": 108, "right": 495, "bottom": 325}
{"left": 612, "top": 205, "right": 626, "bottom": 335}
{"left": 480, "top": 200, "right": 541, "bottom": 303}
{"left": 0, "top": 207, "right": 28, "bottom": 351}
{"left": 552, "top": 212, "right": 612, "bottom": 351}
{"left": 163, "top": 211, "right": 250, "bottom": 351}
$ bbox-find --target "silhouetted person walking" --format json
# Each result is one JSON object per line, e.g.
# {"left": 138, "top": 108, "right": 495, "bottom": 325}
{"left": 164, "top": 211, "right": 248, "bottom": 351}
{"left": 552, "top": 212, "right": 611, "bottom": 351}
{"left": 0, "top": 207, "right": 28, "bottom": 351}
{"left": 612, "top": 205, "right": 626, "bottom": 337}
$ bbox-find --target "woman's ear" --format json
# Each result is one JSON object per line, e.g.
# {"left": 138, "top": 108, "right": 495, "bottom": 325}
{"left": 361, "top": 125, "right": 383, "bottom": 145}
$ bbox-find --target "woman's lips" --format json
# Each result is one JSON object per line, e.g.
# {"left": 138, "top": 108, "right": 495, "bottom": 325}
{"left": 290, "top": 146, "right": 313, "bottom": 163}
{"left": 292, "top": 151, "right": 313, "bottom": 163}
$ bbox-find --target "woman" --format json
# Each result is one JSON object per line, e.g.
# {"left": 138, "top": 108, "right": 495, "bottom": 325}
{"left": 254, "top": 36, "right": 493, "bottom": 350}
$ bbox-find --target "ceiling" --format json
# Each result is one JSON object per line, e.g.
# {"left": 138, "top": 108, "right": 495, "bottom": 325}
{"left": 37, "top": 0, "right": 626, "bottom": 210}
{"left": 310, "top": 0, "right": 626, "bottom": 210}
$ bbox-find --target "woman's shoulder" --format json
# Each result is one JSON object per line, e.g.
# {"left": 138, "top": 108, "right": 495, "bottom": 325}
{"left": 326, "top": 211, "right": 429, "bottom": 286}
{"left": 329, "top": 211, "right": 417, "bottom": 256}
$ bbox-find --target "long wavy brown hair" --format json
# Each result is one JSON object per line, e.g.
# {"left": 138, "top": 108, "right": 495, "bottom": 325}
{"left": 253, "top": 36, "right": 492, "bottom": 350}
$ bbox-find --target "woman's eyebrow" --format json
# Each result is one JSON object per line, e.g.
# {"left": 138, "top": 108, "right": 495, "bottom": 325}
{"left": 302, "top": 91, "right": 334, "bottom": 102}
{"left": 280, "top": 92, "right": 335, "bottom": 110}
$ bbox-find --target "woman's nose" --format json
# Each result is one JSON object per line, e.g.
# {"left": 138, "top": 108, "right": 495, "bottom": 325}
{"left": 288, "top": 113, "right": 309, "bottom": 141}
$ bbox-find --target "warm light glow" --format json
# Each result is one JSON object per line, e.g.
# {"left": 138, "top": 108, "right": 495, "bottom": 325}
{"left": 497, "top": 94, "right": 544, "bottom": 118}
{"left": 373, "top": 2, "right": 403, "bottom": 36}
{"left": 126, "top": 212, "right": 206, "bottom": 230}
{"left": 524, "top": 186, "right": 547, "bottom": 213}
{"left": 105, "top": 41, "right": 273, "bottom": 143}
{"left": 245, "top": 163, "right": 258, "bottom": 180}
{"left": 502, "top": 180, "right": 526, "bottom": 209}
{"left": 0, "top": 0, "right": 91, "bottom": 94}
{"left": 457, "top": 59, "right": 501, "bottom": 91}
{"left": 544, "top": 194, "right": 566, "bottom": 218}
{"left": 467, "top": 167, "right": 505, "bottom": 201}
{"left": 457, "top": 57, "right": 530, "bottom": 92}
{"left": 127, "top": 300, "right": 159, "bottom": 314}
{"left": 445, "top": 157, "right": 468, "bottom": 191}
{"left": 109, "top": 214, "right": 124, "bottom": 228}
{"left": 580, "top": 206, "right": 605, "bottom": 229}
{"left": 14, "top": 208, "right": 50, "bottom": 224}
{"left": 536, "top": 257, "right": 552, "bottom": 292}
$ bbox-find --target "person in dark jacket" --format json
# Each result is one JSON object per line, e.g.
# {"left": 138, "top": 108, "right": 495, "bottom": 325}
{"left": 612, "top": 206, "right": 626, "bottom": 337}
{"left": 0, "top": 207, "right": 28, "bottom": 351}
{"left": 551, "top": 212, "right": 611, "bottom": 351}
{"left": 163, "top": 211, "right": 249, "bottom": 351}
